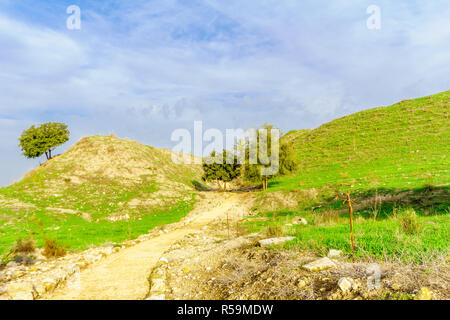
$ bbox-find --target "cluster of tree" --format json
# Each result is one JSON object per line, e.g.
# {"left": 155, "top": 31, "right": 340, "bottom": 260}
{"left": 202, "top": 150, "right": 241, "bottom": 191}
{"left": 202, "top": 124, "right": 297, "bottom": 191}
{"left": 19, "top": 122, "right": 70, "bottom": 160}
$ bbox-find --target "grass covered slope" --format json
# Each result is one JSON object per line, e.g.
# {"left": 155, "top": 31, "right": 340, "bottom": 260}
{"left": 249, "top": 91, "right": 450, "bottom": 264}
{"left": 277, "top": 91, "right": 449, "bottom": 191}
{"left": 0, "top": 135, "right": 202, "bottom": 255}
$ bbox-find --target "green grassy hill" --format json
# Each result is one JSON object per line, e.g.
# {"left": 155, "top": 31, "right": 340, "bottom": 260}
{"left": 249, "top": 91, "right": 450, "bottom": 264}
{"left": 0, "top": 135, "right": 202, "bottom": 255}
{"left": 276, "top": 90, "right": 449, "bottom": 192}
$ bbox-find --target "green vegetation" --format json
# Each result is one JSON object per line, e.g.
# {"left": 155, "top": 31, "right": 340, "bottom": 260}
{"left": 243, "top": 124, "right": 297, "bottom": 190}
{"left": 245, "top": 91, "right": 450, "bottom": 264}
{"left": 0, "top": 135, "right": 202, "bottom": 256}
{"left": 274, "top": 91, "right": 449, "bottom": 192}
{"left": 0, "top": 200, "right": 195, "bottom": 256}
{"left": 202, "top": 150, "right": 241, "bottom": 191}
{"left": 244, "top": 191, "right": 449, "bottom": 263}
{"left": 19, "top": 122, "right": 70, "bottom": 160}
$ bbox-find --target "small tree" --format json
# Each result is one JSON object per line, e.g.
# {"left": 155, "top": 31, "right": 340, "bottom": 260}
{"left": 243, "top": 124, "right": 297, "bottom": 190}
{"left": 202, "top": 150, "right": 241, "bottom": 191}
{"left": 19, "top": 122, "right": 70, "bottom": 160}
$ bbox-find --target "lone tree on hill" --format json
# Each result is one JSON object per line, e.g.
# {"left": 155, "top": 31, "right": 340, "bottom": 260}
{"left": 19, "top": 122, "right": 70, "bottom": 160}
{"left": 243, "top": 124, "right": 297, "bottom": 191}
{"left": 202, "top": 150, "right": 241, "bottom": 191}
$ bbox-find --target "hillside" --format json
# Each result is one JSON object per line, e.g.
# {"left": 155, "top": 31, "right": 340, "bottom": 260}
{"left": 0, "top": 135, "right": 203, "bottom": 254}
{"left": 249, "top": 91, "right": 450, "bottom": 264}
{"left": 276, "top": 91, "right": 449, "bottom": 192}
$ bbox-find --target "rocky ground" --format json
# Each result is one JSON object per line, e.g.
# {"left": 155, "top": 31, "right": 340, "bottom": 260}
{"left": 150, "top": 194, "right": 449, "bottom": 300}
{"left": 1, "top": 191, "right": 448, "bottom": 300}
{"left": 0, "top": 192, "right": 226, "bottom": 300}
{"left": 0, "top": 231, "right": 163, "bottom": 300}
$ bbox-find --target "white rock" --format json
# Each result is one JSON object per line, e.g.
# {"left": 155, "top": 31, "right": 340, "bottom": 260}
{"left": 151, "top": 278, "right": 166, "bottom": 292}
{"left": 302, "top": 257, "right": 336, "bottom": 271}
{"left": 327, "top": 249, "right": 342, "bottom": 258}
{"left": 258, "top": 236, "right": 295, "bottom": 247}
{"left": 42, "top": 278, "right": 58, "bottom": 291}
{"left": 292, "top": 217, "right": 308, "bottom": 225}
{"left": 7, "top": 282, "right": 34, "bottom": 300}
{"left": 159, "top": 257, "right": 169, "bottom": 264}
{"left": 6, "top": 261, "right": 18, "bottom": 268}
{"left": 33, "top": 283, "right": 46, "bottom": 297}
{"left": 338, "top": 277, "right": 352, "bottom": 293}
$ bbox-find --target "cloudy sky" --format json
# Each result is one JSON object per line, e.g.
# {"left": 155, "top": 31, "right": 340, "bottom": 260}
{"left": 0, "top": 0, "right": 449, "bottom": 186}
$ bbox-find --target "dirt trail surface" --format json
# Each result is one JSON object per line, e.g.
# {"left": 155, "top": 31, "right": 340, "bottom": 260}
{"left": 44, "top": 192, "right": 249, "bottom": 300}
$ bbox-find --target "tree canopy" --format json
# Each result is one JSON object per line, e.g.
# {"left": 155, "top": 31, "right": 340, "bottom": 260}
{"left": 202, "top": 150, "right": 241, "bottom": 191}
{"left": 19, "top": 122, "right": 70, "bottom": 160}
{"left": 243, "top": 124, "right": 297, "bottom": 190}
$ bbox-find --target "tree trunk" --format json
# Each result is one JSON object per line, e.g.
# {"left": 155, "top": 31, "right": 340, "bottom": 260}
{"left": 262, "top": 177, "right": 268, "bottom": 191}
{"left": 48, "top": 149, "right": 52, "bottom": 159}
{"left": 45, "top": 151, "right": 49, "bottom": 160}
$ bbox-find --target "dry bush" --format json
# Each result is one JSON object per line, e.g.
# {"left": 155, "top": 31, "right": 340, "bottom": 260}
{"left": 397, "top": 208, "right": 423, "bottom": 235}
{"left": 264, "top": 224, "right": 284, "bottom": 237}
{"left": 13, "top": 237, "right": 35, "bottom": 254}
{"left": 43, "top": 239, "right": 69, "bottom": 258}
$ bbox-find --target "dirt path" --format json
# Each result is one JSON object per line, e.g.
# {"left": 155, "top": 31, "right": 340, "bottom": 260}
{"left": 45, "top": 192, "right": 245, "bottom": 300}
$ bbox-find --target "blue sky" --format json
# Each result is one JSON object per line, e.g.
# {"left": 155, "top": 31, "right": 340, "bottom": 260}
{"left": 0, "top": 0, "right": 449, "bottom": 186}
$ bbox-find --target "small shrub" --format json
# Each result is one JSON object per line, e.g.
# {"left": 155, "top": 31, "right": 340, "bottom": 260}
{"left": 107, "top": 145, "right": 115, "bottom": 153}
{"left": 13, "top": 237, "right": 35, "bottom": 254}
{"left": 43, "top": 239, "right": 69, "bottom": 258}
{"left": 397, "top": 208, "right": 423, "bottom": 235}
{"left": 264, "top": 224, "right": 284, "bottom": 237}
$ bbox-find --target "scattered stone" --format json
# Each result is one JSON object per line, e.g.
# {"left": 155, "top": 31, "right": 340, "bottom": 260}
{"left": 160, "top": 257, "right": 169, "bottom": 264}
{"left": 414, "top": 287, "right": 432, "bottom": 300}
{"left": 42, "top": 278, "right": 58, "bottom": 292}
{"left": 302, "top": 257, "right": 336, "bottom": 272}
{"left": 338, "top": 277, "right": 352, "bottom": 293}
{"left": 258, "top": 236, "right": 295, "bottom": 247}
{"left": 6, "top": 261, "right": 18, "bottom": 268}
{"left": 292, "top": 217, "right": 307, "bottom": 225}
{"left": 7, "top": 282, "right": 34, "bottom": 300}
{"left": 147, "top": 259, "right": 168, "bottom": 300}
{"left": 33, "top": 283, "right": 46, "bottom": 297}
{"left": 327, "top": 249, "right": 342, "bottom": 258}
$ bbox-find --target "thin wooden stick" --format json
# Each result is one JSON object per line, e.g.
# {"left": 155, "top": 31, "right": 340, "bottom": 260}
{"left": 346, "top": 192, "right": 355, "bottom": 260}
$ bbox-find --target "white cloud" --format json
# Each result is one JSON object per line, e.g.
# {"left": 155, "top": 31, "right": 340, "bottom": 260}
{"left": 0, "top": 0, "right": 449, "bottom": 185}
